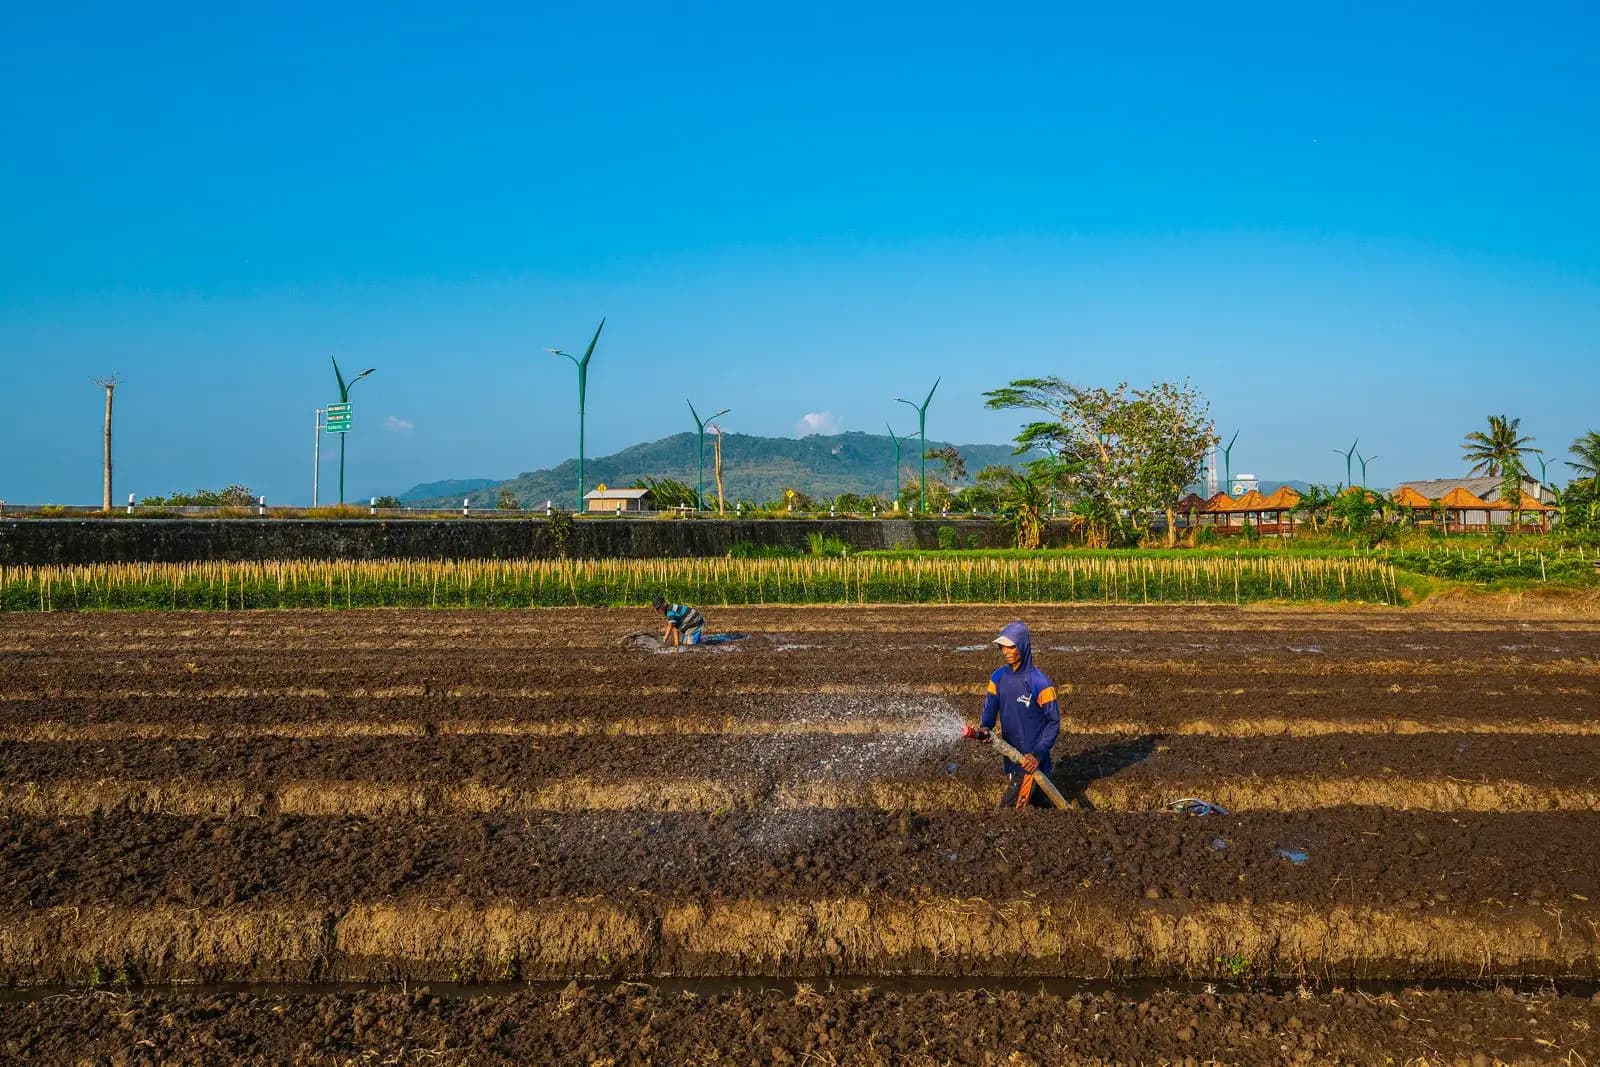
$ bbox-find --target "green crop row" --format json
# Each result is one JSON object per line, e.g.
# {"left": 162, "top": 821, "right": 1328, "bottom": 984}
{"left": 0, "top": 556, "right": 1399, "bottom": 612}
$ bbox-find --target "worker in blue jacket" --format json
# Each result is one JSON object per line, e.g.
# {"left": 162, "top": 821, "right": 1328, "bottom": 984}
{"left": 973, "top": 620, "right": 1061, "bottom": 808}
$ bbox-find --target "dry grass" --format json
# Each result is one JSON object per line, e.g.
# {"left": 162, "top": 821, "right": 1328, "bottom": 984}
{"left": 2, "top": 896, "right": 1593, "bottom": 984}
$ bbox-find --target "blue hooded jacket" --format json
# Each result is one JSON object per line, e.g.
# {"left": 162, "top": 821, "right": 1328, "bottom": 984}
{"left": 980, "top": 621, "right": 1061, "bottom": 775}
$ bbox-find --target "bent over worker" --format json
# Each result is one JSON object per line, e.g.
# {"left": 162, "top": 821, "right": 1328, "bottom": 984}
{"left": 652, "top": 595, "right": 705, "bottom": 649}
{"left": 975, "top": 620, "right": 1061, "bottom": 808}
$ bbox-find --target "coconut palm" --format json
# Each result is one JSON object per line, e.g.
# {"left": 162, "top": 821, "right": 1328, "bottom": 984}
{"left": 1461, "top": 415, "right": 1539, "bottom": 477}
{"left": 1568, "top": 430, "right": 1600, "bottom": 486}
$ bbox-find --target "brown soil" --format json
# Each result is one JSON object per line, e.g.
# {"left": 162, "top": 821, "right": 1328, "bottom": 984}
{"left": 2, "top": 606, "right": 1598, "bottom": 1052}
{"left": 2, "top": 983, "right": 1597, "bottom": 1066}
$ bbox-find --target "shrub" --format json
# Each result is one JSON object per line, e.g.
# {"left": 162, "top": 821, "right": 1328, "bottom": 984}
{"left": 936, "top": 525, "right": 959, "bottom": 550}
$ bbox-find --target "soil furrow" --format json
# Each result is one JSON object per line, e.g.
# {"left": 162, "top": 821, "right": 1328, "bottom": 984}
{"left": 4, "top": 811, "right": 1596, "bottom": 910}
{"left": 3, "top": 983, "right": 1595, "bottom": 1066}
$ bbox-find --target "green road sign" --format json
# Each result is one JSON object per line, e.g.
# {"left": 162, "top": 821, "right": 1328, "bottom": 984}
{"left": 326, "top": 402, "right": 351, "bottom": 433}
{"left": 327, "top": 402, "right": 351, "bottom": 415}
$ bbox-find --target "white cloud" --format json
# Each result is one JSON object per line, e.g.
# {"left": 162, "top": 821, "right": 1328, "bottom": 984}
{"left": 385, "top": 416, "right": 414, "bottom": 432}
{"left": 795, "top": 411, "right": 842, "bottom": 437}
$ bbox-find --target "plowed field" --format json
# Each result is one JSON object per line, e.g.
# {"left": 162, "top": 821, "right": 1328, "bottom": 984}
{"left": 3, "top": 606, "right": 1599, "bottom": 1064}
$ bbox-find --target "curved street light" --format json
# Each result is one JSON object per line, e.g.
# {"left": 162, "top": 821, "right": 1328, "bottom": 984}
{"left": 331, "top": 358, "right": 375, "bottom": 504}
{"left": 546, "top": 319, "right": 605, "bottom": 512}
{"left": 894, "top": 378, "right": 940, "bottom": 514}
{"left": 687, "top": 400, "right": 731, "bottom": 512}
{"left": 1332, "top": 438, "right": 1359, "bottom": 489}
{"left": 1356, "top": 451, "right": 1379, "bottom": 488}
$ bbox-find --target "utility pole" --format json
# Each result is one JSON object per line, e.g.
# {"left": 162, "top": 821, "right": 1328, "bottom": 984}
{"left": 312, "top": 407, "right": 324, "bottom": 506}
{"left": 894, "top": 378, "right": 940, "bottom": 514}
{"left": 93, "top": 375, "right": 119, "bottom": 512}
{"left": 547, "top": 319, "right": 605, "bottom": 512}
{"left": 710, "top": 422, "right": 726, "bottom": 515}
{"left": 687, "top": 400, "right": 730, "bottom": 512}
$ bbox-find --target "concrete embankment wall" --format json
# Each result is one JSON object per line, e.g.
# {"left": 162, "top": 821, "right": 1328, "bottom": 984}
{"left": 0, "top": 518, "right": 1064, "bottom": 565}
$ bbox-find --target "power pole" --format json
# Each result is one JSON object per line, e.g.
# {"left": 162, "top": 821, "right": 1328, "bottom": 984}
{"left": 93, "top": 375, "right": 119, "bottom": 512}
{"left": 710, "top": 422, "right": 726, "bottom": 515}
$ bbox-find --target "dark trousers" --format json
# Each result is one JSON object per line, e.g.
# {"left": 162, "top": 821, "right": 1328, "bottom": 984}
{"left": 999, "top": 771, "right": 1055, "bottom": 809}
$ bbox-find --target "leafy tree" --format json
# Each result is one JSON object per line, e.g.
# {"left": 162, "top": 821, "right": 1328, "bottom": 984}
{"left": 954, "top": 464, "right": 1015, "bottom": 513}
{"left": 983, "top": 377, "right": 1214, "bottom": 546}
{"left": 495, "top": 488, "right": 519, "bottom": 510}
{"left": 897, "top": 475, "right": 953, "bottom": 513}
{"left": 924, "top": 445, "right": 967, "bottom": 483}
{"left": 1293, "top": 484, "right": 1338, "bottom": 533}
{"left": 1118, "top": 381, "right": 1216, "bottom": 546}
{"left": 374, "top": 495, "right": 403, "bottom": 508}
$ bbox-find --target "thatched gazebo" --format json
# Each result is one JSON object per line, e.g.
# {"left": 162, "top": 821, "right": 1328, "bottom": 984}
{"left": 1437, "top": 486, "right": 1494, "bottom": 533}
{"left": 1491, "top": 490, "right": 1558, "bottom": 534}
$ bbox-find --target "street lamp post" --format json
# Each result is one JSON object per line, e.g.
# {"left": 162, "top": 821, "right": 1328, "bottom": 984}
{"left": 1356, "top": 451, "right": 1379, "bottom": 488}
{"left": 1333, "top": 438, "right": 1359, "bottom": 489}
{"left": 1222, "top": 431, "right": 1239, "bottom": 492}
{"left": 546, "top": 319, "right": 606, "bottom": 513}
{"left": 894, "top": 378, "right": 940, "bottom": 514}
{"left": 687, "top": 400, "right": 730, "bottom": 512}
{"left": 886, "top": 423, "right": 905, "bottom": 508}
{"left": 331, "top": 358, "right": 375, "bottom": 505}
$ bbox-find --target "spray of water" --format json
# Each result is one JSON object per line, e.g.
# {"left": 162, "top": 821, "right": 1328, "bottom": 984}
{"left": 728, "top": 694, "right": 974, "bottom": 853}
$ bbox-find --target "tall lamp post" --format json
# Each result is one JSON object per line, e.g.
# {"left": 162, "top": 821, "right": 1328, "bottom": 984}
{"left": 887, "top": 423, "right": 906, "bottom": 508}
{"left": 546, "top": 319, "right": 605, "bottom": 512}
{"left": 1333, "top": 438, "right": 1359, "bottom": 489}
{"left": 1221, "top": 431, "right": 1239, "bottom": 492}
{"left": 687, "top": 400, "right": 730, "bottom": 512}
{"left": 1356, "top": 451, "right": 1379, "bottom": 488}
{"left": 331, "top": 358, "right": 375, "bottom": 504}
{"left": 894, "top": 378, "right": 940, "bottom": 514}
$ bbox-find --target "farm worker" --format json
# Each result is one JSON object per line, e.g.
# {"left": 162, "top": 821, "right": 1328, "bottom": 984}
{"left": 652, "top": 595, "right": 705, "bottom": 649}
{"left": 969, "top": 620, "right": 1061, "bottom": 808}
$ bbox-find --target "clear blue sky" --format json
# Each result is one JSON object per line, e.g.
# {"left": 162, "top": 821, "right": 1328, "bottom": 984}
{"left": 2, "top": 2, "right": 1596, "bottom": 503}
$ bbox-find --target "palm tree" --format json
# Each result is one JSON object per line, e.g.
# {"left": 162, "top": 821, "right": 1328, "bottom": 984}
{"left": 1463, "top": 415, "right": 1540, "bottom": 530}
{"left": 1568, "top": 430, "right": 1600, "bottom": 486}
{"left": 1461, "top": 415, "right": 1539, "bottom": 477}
{"left": 998, "top": 471, "right": 1050, "bottom": 549}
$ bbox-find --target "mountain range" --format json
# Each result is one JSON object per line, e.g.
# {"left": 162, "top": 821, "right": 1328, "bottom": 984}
{"left": 402, "top": 431, "right": 1030, "bottom": 508}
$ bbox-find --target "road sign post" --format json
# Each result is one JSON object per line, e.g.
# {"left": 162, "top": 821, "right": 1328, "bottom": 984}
{"left": 325, "top": 402, "right": 351, "bottom": 433}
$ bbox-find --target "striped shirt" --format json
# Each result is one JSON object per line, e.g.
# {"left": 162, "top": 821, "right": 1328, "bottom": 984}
{"left": 665, "top": 604, "right": 704, "bottom": 631}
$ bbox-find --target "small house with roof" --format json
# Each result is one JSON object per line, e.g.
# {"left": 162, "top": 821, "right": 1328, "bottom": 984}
{"left": 583, "top": 486, "right": 655, "bottom": 514}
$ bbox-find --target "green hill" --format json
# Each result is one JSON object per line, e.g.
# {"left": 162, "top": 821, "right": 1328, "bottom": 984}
{"left": 405, "top": 431, "right": 1031, "bottom": 508}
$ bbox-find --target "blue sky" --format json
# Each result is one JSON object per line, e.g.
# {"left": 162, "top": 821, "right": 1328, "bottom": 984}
{"left": 2, "top": 2, "right": 1596, "bottom": 503}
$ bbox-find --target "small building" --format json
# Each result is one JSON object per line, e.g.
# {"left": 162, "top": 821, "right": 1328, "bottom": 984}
{"left": 1389, "top": 476, "right": 1554, "bottom": 530}
{"left": 583, "top": 487, "right": 655, "bottom": 514}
